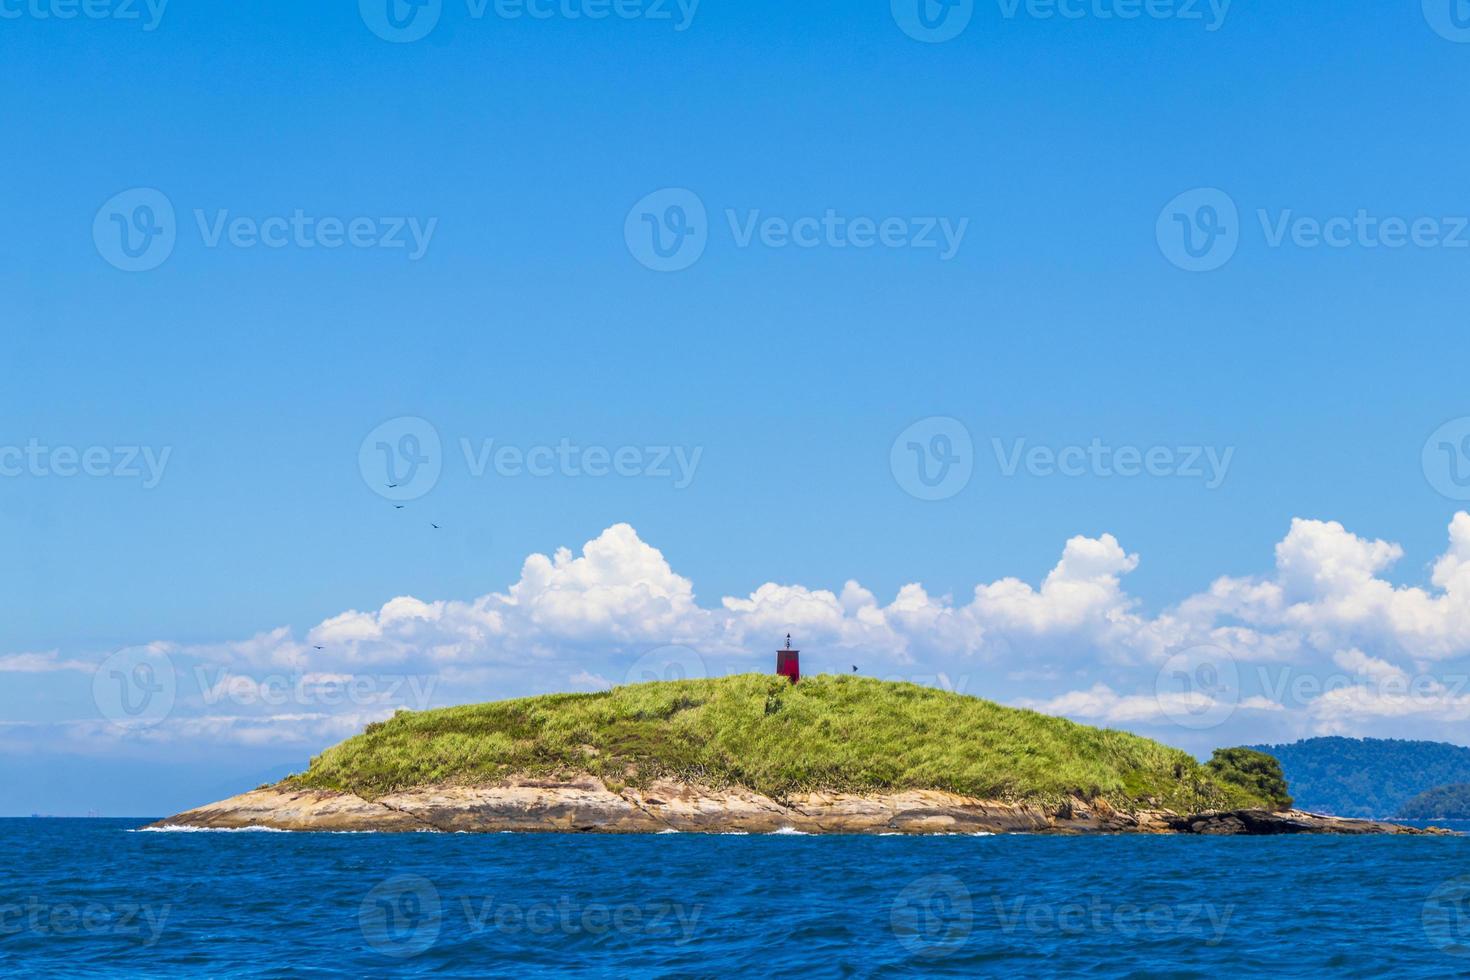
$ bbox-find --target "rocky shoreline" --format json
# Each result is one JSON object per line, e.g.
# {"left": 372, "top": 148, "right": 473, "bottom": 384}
{"left": 150, "top": 777, "right": 1453, "bottom": 836}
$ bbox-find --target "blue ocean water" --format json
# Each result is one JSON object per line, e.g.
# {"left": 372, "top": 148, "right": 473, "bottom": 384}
{"left": 4, "top": 819, "right": 1470, "bottom": 977}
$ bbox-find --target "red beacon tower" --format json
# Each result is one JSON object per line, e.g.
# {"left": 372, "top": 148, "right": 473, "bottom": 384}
{"left": 776, "top": 633, "right": 800, "bottom": 684}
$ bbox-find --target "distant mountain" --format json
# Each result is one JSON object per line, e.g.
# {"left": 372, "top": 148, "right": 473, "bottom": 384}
{"left": 1398, "top": 784, "right": 1470, "bottom": 820}
{"left": 1249, "top": 738, "right": 1470, "bottom": 818}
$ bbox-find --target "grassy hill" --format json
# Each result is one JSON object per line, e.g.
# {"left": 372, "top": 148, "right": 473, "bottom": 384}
{"left": 286, "top": 674, "right": 1272, "bottom": 812}
{"left": 1249, "top": 737, "right": 1470, "bottom": 817}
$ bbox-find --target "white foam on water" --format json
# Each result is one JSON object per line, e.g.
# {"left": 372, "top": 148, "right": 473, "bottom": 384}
{"left": 768, "top": 827, "right": 810, "bottom": 835}
{"left": 657, "top": 828, "right": 681, "bottom": 834}
{"left": 134, "top": 824, "right": 290, "bottom": 834}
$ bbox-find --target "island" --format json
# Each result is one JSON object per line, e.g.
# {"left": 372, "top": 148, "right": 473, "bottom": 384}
{"left": 153, "top": 675, "right": 1448, "bottom": 835}
{"left": 1398, "top": 783, "right": 1470, "bottom": 820}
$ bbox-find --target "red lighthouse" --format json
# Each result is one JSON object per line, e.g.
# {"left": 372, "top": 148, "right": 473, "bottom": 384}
{"left": 776, "top": 634, "right": 799, "bottom": 684}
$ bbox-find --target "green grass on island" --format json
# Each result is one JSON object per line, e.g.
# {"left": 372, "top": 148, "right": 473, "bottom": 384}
{"left": 285, "top": 674, "right": 1282, "bottom": 813}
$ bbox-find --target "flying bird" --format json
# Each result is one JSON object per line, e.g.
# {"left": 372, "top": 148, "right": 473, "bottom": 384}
{"left": 852, "top": 665, "right": 859, "bottom": 673}
{"left": 313, "top": 645, "right": 324, "bottom": 650}
{"left": 394, "top": 505, "right": 405, "bottom": 509}
{"left": 431, "top": 523, "right": 440, "bottom": 529}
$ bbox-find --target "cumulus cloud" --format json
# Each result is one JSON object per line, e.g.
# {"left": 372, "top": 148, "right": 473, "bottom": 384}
{"left": 1196, "top": 515, "right": 1470, "bottom": 662}
{"left": 23, "top": 514, "right": 1470, "bottom": 750}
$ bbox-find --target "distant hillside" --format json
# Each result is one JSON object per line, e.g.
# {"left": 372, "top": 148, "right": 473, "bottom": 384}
{"left": 1398, "top": 784, "right": 1470, "bottom": 820}
{"left": 1249, "top": 737, "right": 1470, "bottom": 817}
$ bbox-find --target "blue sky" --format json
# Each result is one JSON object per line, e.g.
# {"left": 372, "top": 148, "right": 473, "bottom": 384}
{"left": 7, "top": 0, "right": 1470, "bottom": 815}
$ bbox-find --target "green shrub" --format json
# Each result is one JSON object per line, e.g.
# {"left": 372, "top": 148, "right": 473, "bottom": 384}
{"left": 1206, "top": 747, "right": 1293, "bottom": 809}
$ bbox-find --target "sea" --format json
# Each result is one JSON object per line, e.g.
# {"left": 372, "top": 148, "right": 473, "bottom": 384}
{"left": 4, "top": 817, "right": 1470, "bottom": 977}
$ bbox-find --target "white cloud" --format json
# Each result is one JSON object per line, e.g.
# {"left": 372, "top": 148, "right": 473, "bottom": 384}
{"left": 26, "top": 513, "right": 1470, "bottom": 752}
{"left": 1018, "top": 683, "right": 1283, "bottom": 727}
{"left": 0, "top": 651, "right": 92, "bottom": 673}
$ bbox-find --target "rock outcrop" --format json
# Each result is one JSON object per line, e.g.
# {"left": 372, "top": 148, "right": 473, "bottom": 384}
{"left": 150, "top": 778, "right": 1453, "bottom": 835}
